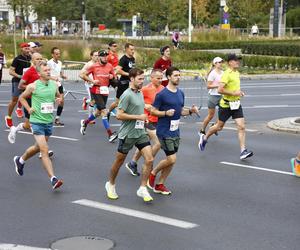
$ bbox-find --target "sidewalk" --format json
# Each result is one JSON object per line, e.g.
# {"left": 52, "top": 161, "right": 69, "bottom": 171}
{"left": 267, "top": 117, "right": 300, "bottom": 134}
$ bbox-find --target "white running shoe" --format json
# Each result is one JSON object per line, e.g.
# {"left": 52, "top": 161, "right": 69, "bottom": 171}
{"left": 105, "top": 181, "right": 118, "bottom": 200}
{"left": 8, "top": 126, "right": 17, "bottom": 144}
{"left": 137, "top": 186, "right": 153, "bottom": 202}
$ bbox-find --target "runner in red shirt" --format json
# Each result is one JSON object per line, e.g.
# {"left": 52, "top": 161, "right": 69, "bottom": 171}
{"left": 79, "top": 50, "right": 118, "bottom": 142}
{"left": 125, "top": 69, "right": 164, "bottom": 176}
{"left": 153, "top": 46, "right": 172, "bottom": 87}
{"left": 107, "top": 41, "right": 119, "bottom": 68}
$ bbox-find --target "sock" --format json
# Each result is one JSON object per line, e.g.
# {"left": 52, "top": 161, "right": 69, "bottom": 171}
{"left": 296, "top": 158, "right": 300, "bottom": 164}
{"left": 57, "top": 105, "right": 63, "bottom": 116}
{"left": 102, "top": 116, "right": 110, "bottom": 129}
{"left": 16, "top": 123, "right": 24, "bottom": 132}
{"left": 17, "top": 101, "right": 22, "bottom": 109}
{"left": 241, "top": 148, "right": 246, "bottom": 153}
{"left": 130, "top": 160, "right": 137, "bottom": 166}
{"left": 111, "top": 108, "right": 117, "bottom": 115}
{"left": 19, "top": 157, "right": 25, "bottom": 164}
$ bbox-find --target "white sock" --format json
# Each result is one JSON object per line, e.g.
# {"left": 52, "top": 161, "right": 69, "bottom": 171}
{"left": 19, "top": 157, "right": 25, "bottom": 164}
{"left": 50, "top": 176, "right": 57, "bottom": 182}
{"left": 16, "top": 123, "right": 24, "bottom": 132}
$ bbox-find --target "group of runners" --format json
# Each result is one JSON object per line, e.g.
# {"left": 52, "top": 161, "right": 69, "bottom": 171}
{"left": 2, "top": 40, "right": 299, "bottom": 201}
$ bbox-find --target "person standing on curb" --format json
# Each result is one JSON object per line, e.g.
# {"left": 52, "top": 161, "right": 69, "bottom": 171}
{"left": 291, "top": 152, "right": 300, "bottom": 177}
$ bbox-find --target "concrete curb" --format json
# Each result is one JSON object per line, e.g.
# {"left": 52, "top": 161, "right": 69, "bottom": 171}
{"left": 267, "top": 117, "right": 300, "bottom": 134}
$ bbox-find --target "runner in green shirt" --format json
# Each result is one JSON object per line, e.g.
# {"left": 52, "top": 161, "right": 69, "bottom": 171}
{"left": 13, "top": 61, "right": 64, "bottom": 190}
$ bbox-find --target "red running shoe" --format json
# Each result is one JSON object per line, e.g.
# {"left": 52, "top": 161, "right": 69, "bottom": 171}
{"left": 5, "top": 116, "right": 13, "bottom": 128}
{"left": 15, "top": 108, "right": 23, "bottom": 118}
{"left": 147, "top": 173, "right": 156, "bottom": 190}
{"left": 154, "top": 184, "right": 172, "bottom": 195}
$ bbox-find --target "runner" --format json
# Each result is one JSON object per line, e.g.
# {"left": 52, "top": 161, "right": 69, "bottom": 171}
{"left": 5, "top": 43, "right": 31, "bottom": 128}
{"left": 147, "top": 66, "right": 199, "bottom": 195}
{"left": 198, "top": 54, "right": 254, "bottom": 160}
{"left": 153, "top": 46, "right": 172, "bottom": 87}
{"left": 79, "top": 50, "right": 118, "bottom": 142}
{"left": 105, "top": 68, "right": 154, "bottom": 202}
{"left": 172, "top": 31, "right": 180, "bottom": 49}
{"left": 0, "top": 43, "right": 7, "bottom": 85}
{"left": 125, "top": 69, "right": 164, "bottom": 176}
{"left": 13, "top": 61, "right": 63, "bottom": 190}
{"left": 81, "top": 50, "right": 98, "bottom": 122}
{"left": 107, "top": 41, "right": 119, "bottom": 68}
{"left": 291, "top": 151, "right": 300, "bottom": 177}
{"left": 47, "top": 47, "right": 67, "bottom": 126}
{"left": 199, "top": 57, "right": 224, "bottom": 134}
{"left": 107, "top": 43, "right": 135, "bottom": 117}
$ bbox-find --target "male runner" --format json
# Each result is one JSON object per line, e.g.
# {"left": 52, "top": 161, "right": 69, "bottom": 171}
{"left": 153, "top": 46, "right": 172, "bottom": 87}
{"left": 13, "top": 61, "right": 63, "bottom": 190}
{"left": 105, "top": 68, "right": 154, "bottom": 202}
{"left": 147, "top": 67, "right": 199, "bottom": 195}
{"left": 198, "top": 54, "right": 254, "bottom": 160}
{"left": 125, "top": 69, "right": 164, "bottom": 176}
{"left": 107, "top": 41, "right": 119, "bottom": 68}
{"left": 47, "top": 47, "right": 67, "bottom": 126}
{"left": 79, "top": 50, "right": 118, "bottom": 142}
{"left": 5, "top": 43, "right": 31, "bottom": 127}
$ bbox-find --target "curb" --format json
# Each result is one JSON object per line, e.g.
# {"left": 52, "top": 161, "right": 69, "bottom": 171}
{"left": 267, "top": 117, "right": 300, "bottom": 134}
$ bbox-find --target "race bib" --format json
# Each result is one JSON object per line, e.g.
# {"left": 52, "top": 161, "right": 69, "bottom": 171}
{"left": 229, "top": 100, "right": 240, "bottom": 110}
{"left": 170, "top": 119, "right": 180, "bottom": 131}
{"left": 41, "top": 102, "right": 54, "bottom": 113}
{"left": 100, "top": 86, "right": 109, "bottom": 95}
{"left": 135, "top": 120, "right": 144, "bottom": 129}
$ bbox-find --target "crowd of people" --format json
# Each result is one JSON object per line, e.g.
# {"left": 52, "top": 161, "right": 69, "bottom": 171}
{"left": 0, "top": 40, "right": 299, "bottom": 202}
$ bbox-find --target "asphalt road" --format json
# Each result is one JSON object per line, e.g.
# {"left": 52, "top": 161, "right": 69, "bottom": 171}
{"left": 0, "top": 78, "right": 299, "bottom": 250}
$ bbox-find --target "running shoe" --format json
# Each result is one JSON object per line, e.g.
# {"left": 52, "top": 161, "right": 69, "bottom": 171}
{"left": 5, "top": 116, "right": 13, "bottom": 128}
{"left": 240, "top": 149, "right": 254, "bottom": 160}
{"left": 108, "top": 132, "right": 118, "bottom": 143}
{"left": 51, "top": 177, "right": 63, "bottom": 190}
{"left": 198, "top": 132, "right": 207, "bottom": 151}
{"left": 38, "top": 150, "right": 54, "bottom": 159}
{"left": 8, "top": 126, "right": 17, "bottom": 144}
{"left": 14, "top": 156, "right": 24, "bottom": 176}
{"left": 105, "top": 181, "right": 119, "bottom": 200}
{"left": 125, "top": 162, "right": 140, "bottom": 176}
{"left": 82, "top": 97, "right": 87, "bottom": 110}
{"left": 54, "top": 118, "right": 64, "bottom": 126}
{"left": 291, "top": 158, "right": 300, "bottom": 177}
{"left": 147, "top": 173, "right": 156, "bottom": 189}
{"left": 15, "top": 108, "right": 23, "bottom": 118}
{"left": 137, "top": 186, "right": 153, "bottom": 202}
{"left": 80, "top": 119, "right": 87, "bottom": 135}
{"left": 154, "top": 184, "right": 172, "bottom": 195}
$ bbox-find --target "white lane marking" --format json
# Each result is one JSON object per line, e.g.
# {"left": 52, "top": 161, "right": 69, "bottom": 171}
{"left": 246, "top": 93, "right": 300, "bottom": 97}
{"left": 195, "top": 123, "right": 258, "bottom": 132}
{"left": 244, "top": 105, "right": 300, "bottom": 109}
{"left": 4, "top": 130, "right": 79, "bottom": 141}
{"left": 242, "top": 84, "right": 300, "bottom": 89}
{"left": 110, "top": 124, "right": 121, "bottom": 127}
{"left": 72, "top": 199, "right": 199, "bottom": 229}
{"left": 220, "top": 162, "right": 294, "bottom": 176}
{"left": 241, "top": 81, "right": 299, "bottom": 86}
{"left": 0, "top": 104, "right": 8, "bottom": 107}
{"left": 0, "top": 244, "right": 50, "bottom": 250}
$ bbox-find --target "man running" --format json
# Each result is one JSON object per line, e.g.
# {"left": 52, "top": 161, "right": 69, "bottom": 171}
{"left": 47, "top": 47, "right": 67, "bottom": 126}
{"left": 198, "top": 54, "right": 253, "bottom": 160}
{"left": 125, "top": 69, "right": 164, "bottom": 176}
{"left": 153, "top": 46, "right": 172, "bottom": 87}
{"left": 147, "top": 67, "right": 199, "bottom": 195}
{"left": 0, "top": 43, "right": 7, "bottom": 85}
{"left": 108, "top": 43, "right": 135, "bottom": 116}
{"left": 13, "top": 61, "right": 63, "bottom": 190}
{"left": 5, "top": 43, "right": 31, "bottom": 127}
{"left": 107, "top": 41, "right": 119, "bottom": 68}
{"left": 105, "top": 68, "right": 154, "bottom": 202}
{"left": 79, "top": 50, "right": 118, "bottom": 142}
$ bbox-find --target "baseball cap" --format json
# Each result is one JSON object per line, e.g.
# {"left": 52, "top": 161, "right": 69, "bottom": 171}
{"left": 34, "top": 42, "right": 43, "bottom": 47}
{"left": 227, "top": 54, "right": 242, "bottom": 62}
{"left": 98, "top": 50, "right": 108, "bottom": 56}
{"left": 28, "top": 42, "right": 37, "bottom": 48}
{"left": 213, "top": 57, "right": 223, "bottom": 64}
{"left": 20, "top": 42, "right": 30, "bottom": 48}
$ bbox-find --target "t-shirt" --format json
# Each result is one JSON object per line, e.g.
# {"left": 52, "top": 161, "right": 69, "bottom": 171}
{"left": 0, "top": 52, "right": 6, "bottom": 70}
{"left": 219, "top": 68, "right": 240, "bottom": 108}
{"left": 47, "top": 59, "right": 62, "bottom": 77}
{"left": 30, "top": 79, "right": 57, "bottom": 124}
{"left": 153, "top": 87, "right": 185, "bottom": 138}
{"left": 86, "top": 62, "right": 115, "bottom": 95}
{"left": 207, "top": 69, "right": 223, "bottom": 96}
{"left": 107, "top": 51, "right": 119, "bottom": 68}
{"left": 141, "top": 83, "right": 164, "bottom": 123}
{"left": 22, "top": 66, "right": 39, "bottom": 85}
{"left": 153, "top": 57, "right": 172, "bottom": 87}
{"left": 119, "top": 55, "right": 135, "bottom": 82}
{"left": 11, "top": 54, "right": 31, "bottom": 82}
{"left": 118, "top": 88, "right": 147, "bottom": 139}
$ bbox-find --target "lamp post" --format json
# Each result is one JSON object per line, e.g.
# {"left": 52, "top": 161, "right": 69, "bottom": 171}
{"left": 81, "top": 0, "right": 86, "bottom": 40}
{"left": 273, "top": 0, "right": 279, "bottom": 37}
{"left": 188, "top": 0, "right": 192, "bottom": 43}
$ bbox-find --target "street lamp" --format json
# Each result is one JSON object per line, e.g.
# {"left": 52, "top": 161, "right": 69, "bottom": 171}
{"left": 188, "top": 0, "right": 192, "bottom": 43}
{"left": 82, "top": 0, "right": 86, "bottom": 40}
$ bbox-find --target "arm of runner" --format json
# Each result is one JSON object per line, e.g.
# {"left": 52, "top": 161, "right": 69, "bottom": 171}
{"left": 116, "top": 66, "right": 129, "bottom": 77}
{"left": 116, "top": 108, "right": 147, "bottom": 121}
{"left": 19, "top": 83, "right": 35, "bottom": 114}
{"left": 55, "top": 87, "right": 63, "bottom": 105}
{"left": 151, "top": 107, "right": 175, "bottom": 117}
{"left": 9, "top": 66, "right": 22, "bottom": 79}
{"left": 144, "top": 104, "right": 152, "bottom": 112}
{"left": 18, "top": 79, "right": 28, "bottom": 90}
{"left": 181, "top": 105, "right": 199, "bottom": 116}
{"left": 218, "top": 82, "right": 244, "bottom": 97}
{"left": 79, "top": 69, "right": 98, "bottom": 85}
{"left": 60, "top": 70, "right": 67, "bottom": 80}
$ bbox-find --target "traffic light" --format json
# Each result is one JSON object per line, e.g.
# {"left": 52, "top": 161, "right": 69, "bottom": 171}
{"left": 282, "top": 0, "right": 288, "bottom": 15}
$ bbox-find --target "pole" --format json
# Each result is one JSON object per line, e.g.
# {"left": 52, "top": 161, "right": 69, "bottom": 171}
{"left": 82, "top": 1, "right": 86, "bottom": 40}
{"left": 273, "top": 0, "right": 279, "bottom": 37}
{"left": 188, "top": 0, "right": 192, "bottom": 43}
{"left": 13, "top": 4, "right": 17, "bottom": 57}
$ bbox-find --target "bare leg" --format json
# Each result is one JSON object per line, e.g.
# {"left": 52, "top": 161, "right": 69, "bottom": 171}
{"left": 235, "top": 118, "right": 246, "bottom": 151}
{"left": 109, "top": 152, "right": 127, "bottom": 185}
{"left": 201, "top": 108, "right": 216, "bottom": 132}
{"left": 7, "top": 96, "right": 18, "bottom": 116}
{"left": 139, "top": 145, "right": 154, "bottom": 186}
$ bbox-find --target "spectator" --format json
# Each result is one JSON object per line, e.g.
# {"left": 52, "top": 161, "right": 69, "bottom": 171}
{"left": 0, "top": 44, "right": 7, "bottom": 85}
{"left": 251, "top": 24, "right": 259, "bottom": 36}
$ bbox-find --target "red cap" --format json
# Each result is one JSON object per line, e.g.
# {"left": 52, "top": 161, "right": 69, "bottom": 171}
{"left": 20, "top": 42, "right": 30, "bottom": 48}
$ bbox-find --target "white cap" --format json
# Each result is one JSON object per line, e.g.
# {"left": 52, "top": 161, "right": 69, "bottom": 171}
{"left": 28, "top": 42, "right": 37, "bottom": 48}
{"left": 213, "top": 57, "right": 223, "bottom": 65}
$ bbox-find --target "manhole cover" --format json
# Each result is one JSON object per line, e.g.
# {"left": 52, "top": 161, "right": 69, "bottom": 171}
{"left": 51, "top": 236, "right": 114, "bottom": 250}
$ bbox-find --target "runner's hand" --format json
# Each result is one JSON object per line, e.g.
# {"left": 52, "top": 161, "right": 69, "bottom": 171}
{"left": 28, "top": 108, "right": 35, "bottom": 114}
{"left": 139, "top": 114, "right": 148, "bottom": 121}
{"left": 166, "top": 109, "right": 175, "bottom": 116}
{"left": 56, "top": 98, "right": 62, "bottom": 105}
